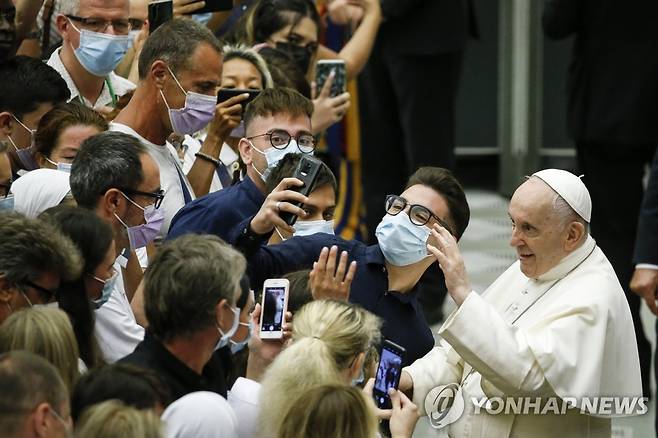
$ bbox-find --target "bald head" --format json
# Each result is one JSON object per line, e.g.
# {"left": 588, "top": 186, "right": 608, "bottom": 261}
{"left": 508, "top": 178, "right": 588, "bottom": 279}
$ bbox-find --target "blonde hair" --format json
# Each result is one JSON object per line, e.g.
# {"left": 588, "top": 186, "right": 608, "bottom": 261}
{"left": 0, "top": 307, "right": 80, "bottom": 392}
{"left": 276, "top": 384, "right": 378, "bottom": 438}
{"left": 75, "top": 400, "right": 164, "bottom": 438}
{"left": 258, "top": 300, "right": 381, "bottom": 437}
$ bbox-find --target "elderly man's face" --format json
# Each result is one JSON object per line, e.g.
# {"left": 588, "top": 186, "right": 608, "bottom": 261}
{"left": 508, "top": 178, "right": 570, "bottom": 278}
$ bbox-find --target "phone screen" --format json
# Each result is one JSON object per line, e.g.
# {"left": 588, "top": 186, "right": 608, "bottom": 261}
{"left": 261, "top": 286, "right": 286, "bottom": 333}
{"left": 374, "top": 343, "right": 404, "bottom": 408}
{"left": 315, "top": 61, "right": 346, "bottom": 98}
{"left": 148, "top": 0, "right": 173, "bottom": 32}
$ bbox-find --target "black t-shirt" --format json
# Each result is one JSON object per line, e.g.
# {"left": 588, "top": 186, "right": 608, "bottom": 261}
{"left": 120, "top": 331, "right": 228, "bottom": 402}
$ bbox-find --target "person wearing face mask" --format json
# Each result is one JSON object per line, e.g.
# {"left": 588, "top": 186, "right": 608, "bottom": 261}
{"left": 112, "top": 19, "right": 233, "bottom": 235}
{"left": 0, "top": 142, "right": 13, "bottom": 210}
{"left": 168, "top": 87, "right": 315, "bottom": 243}
{"left": 0, "top": 56, "right": 70, "bottom": 176}
{"left": 70, "top": 131, "right": 164, "bottom": 362}
{"left": 34, "top": 101, "right": 108, "bottom": 172}
{"left": 232, "top": 167, "right": 470, "bottom": 366}
{"left": 263, "top": 153, "right": 337, "bottom": 245}
{"left": 0, "top": 211, "right": 82, "bottom": 325}
{"left": 119, "top": 234, "right": 246, "bottom": 402}
{"left": 180, "top": 44, "right": 274, "bottom": 194}
{"left": 47, "top": 0, "right": 136, "bottom": 110}
{"left": 39, "top": 205, "right": 119, "bottom": 371}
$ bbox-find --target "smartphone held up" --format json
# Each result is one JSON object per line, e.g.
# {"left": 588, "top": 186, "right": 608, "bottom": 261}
{"left": 259, "top": 278, "right": 290, "bottom": 340}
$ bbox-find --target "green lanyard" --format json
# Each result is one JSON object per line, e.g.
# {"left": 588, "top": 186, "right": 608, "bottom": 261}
{"left": 77, "top": 78, "right": 117, "bottom": 107}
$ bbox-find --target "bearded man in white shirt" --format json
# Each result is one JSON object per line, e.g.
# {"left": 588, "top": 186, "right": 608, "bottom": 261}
{"left": 400, "top": 169, "right": 643, "bottom": 438}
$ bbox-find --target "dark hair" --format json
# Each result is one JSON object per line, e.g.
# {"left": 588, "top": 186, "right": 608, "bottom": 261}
{"left": 34, "top": 102, "right": 108, "bottom": 160}
{"left": 283, "top": 270, "right": 312, "bottom": 313}
{"left": 139, "top": 18, "right": 222, "bottom": 80}
{"left": 244, "top": 87, "right": 313, "bottom": 134}
{"left": 258, "top": 47, "right": 311, "bottom": 98}
{"left": 0, "top": 351, "right": 68, "bottom": 435}
{"left": 237, "top": 275, "right": 251, "bottom": 309}
{"left": 144, "top": 234, "right": 246, "bottom": 341}
{"left": 405, "top": 167, "right": 470, "bottom": 240}
{"left": 70, "top": 131, "right": 148, "bottom": 209}
{"left": 39, "top": 206, "right": 113, "bottom": 369}
{"left": 226, "top": 0, "right": 321, "bottom": 46}
{"left": 71, "top": 363, "right": 171, "bottom": 422}
{"left": 0, "top": 56, "right": 70, "bottom": 119}
{"left": 265, "top": 153, "right": 336, "bottom": 196}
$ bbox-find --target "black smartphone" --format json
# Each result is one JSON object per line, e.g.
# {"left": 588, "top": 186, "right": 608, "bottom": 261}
{"left": 373, "top": 340, "right": 406, "bottom": 409}
{"left": 186, "top": 0, "right": 232, "bottom": 15}
{"left": 148, "top": 0, "right": 173, "bottom": 32}
{"left": 315, "top": 59, "right": 346, "bottom": 98}
{"left": 217, "top": 88, "right": 261, "bottom": 112}
{"left": 279, "top": 155, "right": 322, "bottom": 226}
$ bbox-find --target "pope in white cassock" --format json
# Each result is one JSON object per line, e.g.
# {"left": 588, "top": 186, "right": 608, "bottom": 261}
{"left": 400, "top": 169, "right": 643, "bottom": 437}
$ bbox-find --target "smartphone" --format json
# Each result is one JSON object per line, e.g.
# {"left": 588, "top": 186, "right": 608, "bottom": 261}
{"left": 259, "top": 278, "right": 290, "bottom": 339}
{"left": 373, "top": 340, "right": 406, "bottom": 409}
{"left": 148, "top": 0, "right": 173, "bottom": 32}
{"left": 217, "top": 88, "right": 261, "bottom": 112}
{"left": 187, "top": 0, "right": 232, "bottom": 15}
{"left": 278, "top": 155, "right": 322, "bottom": 227}
{"left": 315, "top": 59, "right": 346, "bottom": 98}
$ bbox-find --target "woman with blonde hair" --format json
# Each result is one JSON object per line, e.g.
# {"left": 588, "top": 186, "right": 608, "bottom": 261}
{"left": 74, "top": 400, "right": 163, "bottom": 438}
{"left": 258, "top": 299, "right": 382, "bottom": 437}
{"left": 0, "top": 307, "right": 80, "bottom": 392}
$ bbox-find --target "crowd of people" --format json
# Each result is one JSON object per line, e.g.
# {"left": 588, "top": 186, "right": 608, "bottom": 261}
{"left": 0, "top": 0, "right": 655, "bottom": 437}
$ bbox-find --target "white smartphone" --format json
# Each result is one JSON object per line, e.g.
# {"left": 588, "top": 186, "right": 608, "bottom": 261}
{"left": 259, "top": 278, "right": 290, "bottom": 339}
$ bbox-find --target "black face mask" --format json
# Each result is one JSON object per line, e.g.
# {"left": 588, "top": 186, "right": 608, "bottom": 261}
{"left": 275, "top": 41, "right": 314, "bottom": 75}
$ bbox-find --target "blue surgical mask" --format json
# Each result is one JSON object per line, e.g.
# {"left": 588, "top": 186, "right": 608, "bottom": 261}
{"left": 216, "top": 304, "right": 241, "bottom": 350}
{"left": 0, "top": 195, "right": 14, "bottom": 210}
{"left": 69, "top": 21, "right": 132, "bottom": 76}
{"left": 8, "top": 115, "right": 38, "bottom": 171}
{"left": 91, "top": 271, "right": 119, "bottom": 309}
{"left": 375, "top": 212, "right": 431, "bottom": 266}
{"left": 45, "top": 157, "right": 73, "bottom": 173}
{"left": 250, "top": 140, "right": 306, "bottom": 182}
{"left": 293, "top": 219, "right": 335, "bottom": 237}
{"left": 230, "top": 321, "right": 253, "bottom": 354}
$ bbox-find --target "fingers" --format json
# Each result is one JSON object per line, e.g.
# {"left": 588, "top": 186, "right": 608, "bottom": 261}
{"left": 644, "top": 293, "right": 658, "bottom": 316}
{"left": 174, "top": 0, "right": 205, "bottom": 15}
{"left": 319, "top": 69, "right": 335, "bottom": 98}
{"left": 389, "top": 388, "right": 401, "bottom": 411}
{"left": 326, "top": 245, "right": 339, "bottom": 276}
{"left": 275, "top": 200, "right": 307, "bottom": 220}
{"left": 274, "top": 177, "right": 305, "bottom": 192}
{"left": 219, "top": 93, "right": 250, "bottom": 107}
{"left": 363, "top": 377, "right": 375, "bottom": 396}
{"left": 343, "top": 261, "right": 357, "bottom": 287}
{"left": 251, "top": 303, "right": 262, "bottom": 331}
{"left": 334, "top": 249, "right": 349, "bottom": 281}
{"left": 426, "top": 243, "right": 446, "bottom": 264}
{"left": 316, "top": 246, "right": 329, "bottom": 271}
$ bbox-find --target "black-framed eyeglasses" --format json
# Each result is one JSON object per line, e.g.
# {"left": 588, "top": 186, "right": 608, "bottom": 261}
{"left": 246, "top": 129, "right": 316, "bottom": 154}
{"left": 385, "top": 194, "right": 454, "bottom": 234}
{"left": 20, "top": 280, "right": 58, "bottom": 304}
{"left": 102, "top": 187, "right": 165, "bottom": 209}
{"left": 66, "top": 15, "right": 132, "bottom": 34}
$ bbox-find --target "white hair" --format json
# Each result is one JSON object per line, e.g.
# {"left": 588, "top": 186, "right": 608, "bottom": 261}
{"left": 58, "top": 0, "right": 80, "bottom": 16}
{"left": 552, "top": 192, "right": 589, "bottom": 235}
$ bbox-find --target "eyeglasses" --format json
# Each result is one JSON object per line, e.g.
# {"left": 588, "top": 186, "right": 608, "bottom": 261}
{"left": 20, "top": 280, "right": 58, "bottom": 304}
{"left": 128, "top": 18, "right": 145, "bottom": 30}
{"left": 102, "top": 187, "right": 165, "bottom": 209}
{"left": 385, "top": 194, "right": 454, "bottom": 234}
{"left": 66, "top": 15, "right": 132, "bottom": 34}
{"left": 247, "top": 129, "right": 316, "bottom": 154}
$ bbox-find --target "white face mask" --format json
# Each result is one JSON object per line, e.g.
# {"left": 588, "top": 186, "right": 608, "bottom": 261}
{"left": 250, "top": 140, "right": 305, "bottom": 182}
{"left": 215, "top": 304, "right": 241, "bottom": 350}
{"left": 293, "top": 219, "right": 335, "bottom": 237}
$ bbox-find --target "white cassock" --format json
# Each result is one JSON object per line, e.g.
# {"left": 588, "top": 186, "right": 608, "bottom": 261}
{"left": 405, "top": 235, "right": 642, "bottom": 437}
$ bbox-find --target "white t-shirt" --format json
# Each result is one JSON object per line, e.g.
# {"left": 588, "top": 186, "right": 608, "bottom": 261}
{"left": 109, "top": 122, "right": 196, "bottom": 236}
{"left": 227, "top": 377, "right": 261, "bottom": 438}
{"left": 94, "top": 261, "right": 145, "bottom": 362}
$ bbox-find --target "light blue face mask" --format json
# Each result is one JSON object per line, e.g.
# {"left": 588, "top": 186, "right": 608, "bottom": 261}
{"left": 45, "top": 157, "right": 73, "bottom": 173}
{"left": 91, "top": 271, "right": 118, "bottom": 309}
{"left": 293, "top": 219, "right": 335, "bottom": 237}
{"left": 69, "top": 21, "right": 132, "bottom": 77}
{"left": 230, "top": 321, "right": 253, "bottom": 354}
{"left": 375, "top": 212, "right": 431, "bottom": 266}
{"left": 0, "top": 195, "right": 15, "bottom": 210}
{"left": 216, "top": 305, "right": 241, "bottom": 350}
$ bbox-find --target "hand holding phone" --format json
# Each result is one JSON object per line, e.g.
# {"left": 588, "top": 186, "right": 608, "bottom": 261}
{"left": 278, "top": 155, "right": 323, "bottom": 226}
{"left": 259, "top": 279, "right": 290, "bottom": 340}
{"left": 373, "top": 340, "right": 406, "bottom": 409}
{"left": 316, "top": 60, "right": 346, "bottom": 98}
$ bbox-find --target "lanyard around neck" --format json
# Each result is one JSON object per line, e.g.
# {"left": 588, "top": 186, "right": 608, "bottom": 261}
{"left": 77, "top": 78, "right": 117, "bottom": 107}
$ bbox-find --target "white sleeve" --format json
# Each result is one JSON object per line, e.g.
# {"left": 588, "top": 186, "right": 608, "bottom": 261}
{"left": 228, "top": 377, "right": 261, "bottom": 438}
{"left": 94, "top": 280, "right": 145, "bottom": 363}
{"left": 636, "top": 263, "right": 658, "bottom": 270}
